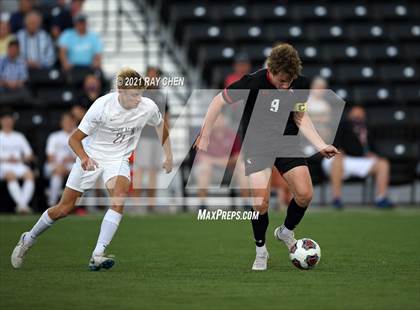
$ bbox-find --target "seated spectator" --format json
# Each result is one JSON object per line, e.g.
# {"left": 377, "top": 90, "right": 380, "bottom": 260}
{"left": 58, "top": 14, "right": 103, "bottom": 71}
{"left": 0, "top": 20, "right": 15, "bottom": 57}
{"left": 224, "top": 52, "right": 251, "bottom": 88}
{"left": 0, "top": 111, "right": 35, "bottom": 214}
{"left": 194, "top": 114, "right": 250, "bottom": 210}
{"left": 44, "top": 112, "right": 76, "bottom": 206}
{"left": 16, "top": 11, "right": 55, "bottom": 69}
{"left": 133, "top": 66, "right": 169, "bottom": 212}
{"left": 9, "top": 0, "right": 34, "bottom": 33}
{"left": 49, "top": 0, "right": 85, "bottom": 40}
{"left": 322, "top": 105, "right": 394, "bottom": 209}
{"left": 78, "top": 74, "right": 102, "bottom": 108}
{"left": 70, "top": 103, "right": 87, "bottom": 125}
{"left": 0, "top": 40, "right": 28, "bottom": 92}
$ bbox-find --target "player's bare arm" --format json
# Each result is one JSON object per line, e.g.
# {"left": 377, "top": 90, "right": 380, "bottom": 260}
{"left": 155, "top": 113, "right": 173, "bottom": 173}
{"left": 194, "top": 92, "right": 226, "bottom": 152}
{"left": 294, "top": 111, "right": 339, "bottom": 159}
{"left": 68, "top": 129, "right": 98, "bottom": 171}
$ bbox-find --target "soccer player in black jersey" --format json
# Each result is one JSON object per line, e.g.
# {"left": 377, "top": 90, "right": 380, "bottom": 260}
{"left": 195, "top": 43, "right": 339, "bottom": 270}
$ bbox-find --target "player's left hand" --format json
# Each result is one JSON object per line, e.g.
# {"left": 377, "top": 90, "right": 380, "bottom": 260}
{"left": 320, "top": 145, "right": 340, "bottom": 159}
{"left": 163, "top": 156, "right": 173, "bottom": 173}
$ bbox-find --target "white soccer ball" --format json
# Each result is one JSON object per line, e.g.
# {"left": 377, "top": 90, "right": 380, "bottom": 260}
{"left": 289, "top": 238, "right": 321, "bottom": 270}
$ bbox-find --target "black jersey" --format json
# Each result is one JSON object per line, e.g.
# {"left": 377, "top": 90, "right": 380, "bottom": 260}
{"left": 222, "top": 68, "right": 310, "bottom": 157}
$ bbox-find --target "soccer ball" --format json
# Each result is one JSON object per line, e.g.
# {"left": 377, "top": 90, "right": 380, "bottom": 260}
{"left": 289, "top": 238, "right": 321, "bottom": 270}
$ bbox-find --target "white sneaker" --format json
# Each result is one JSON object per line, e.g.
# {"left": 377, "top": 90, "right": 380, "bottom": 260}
{"left": 15, "top": 206, "right": 33, "bottom": 215}
{"left": 11, "top": 232, "right": 33, "bottom": 269}
{"left": 88, "top": 254, "right": 115, "bottom": 271}
{"left": 251, "top": 246, "right": 269, "bottom": 271}
{"left": 274, "top": 225, "right": 297, "bottom": 250}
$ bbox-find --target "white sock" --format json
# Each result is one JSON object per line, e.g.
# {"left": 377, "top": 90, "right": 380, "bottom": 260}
{"left": 27, "top": 210, "right": 55, "bottom": 246}
{"left": 93, "top": 209, "right": 122, "bottom": 256}
{"left": 49, "top": 175, "right": 63, "bottom": 206}
{"left": 22, "top": 179, "right": 35, "bottom": 206}
{"left": 281, "top": 224, "right": 293, "bottom": 236}
{"left": 7, "top": 180, "right": 24, "bottom": 206}
{"left": 256, "top": 244, "right": 268, "bottom": 256}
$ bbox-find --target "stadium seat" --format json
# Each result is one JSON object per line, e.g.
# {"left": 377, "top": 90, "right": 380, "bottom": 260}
{"left": 363, "top": 44, "right": 405, "bottom": 61}
{"left": 332, "top": 4, "right": 373, "bottom": 21}
{"left": 353, "top": 86, "right": 394, "bottom": 104}
{"left": 395, "top": 85, "right": 420, "bottom": 104}
{"left": 28, "top": 69, "right": 65, "bottom": 86}
{"left": 307, "top": 24, "right": 348, "bottom": 42}
{"left": 266, "top": 24, "right": 308, "bottom": 42}
{"left": 379, "top": 64, "right": 418, "bottom": 82}
{"left": 337, "top": 65, "right": 379, "bottom": 83}
{"left": 348, "top": 23, "right": 388, "bottom": 41}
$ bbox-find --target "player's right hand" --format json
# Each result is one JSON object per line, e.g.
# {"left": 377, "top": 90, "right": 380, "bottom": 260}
{"left": 194, "top": 134, "right": 209, "bottom": 152}
{"left": 81, "top": 157, "right": 99, "bottom": 171}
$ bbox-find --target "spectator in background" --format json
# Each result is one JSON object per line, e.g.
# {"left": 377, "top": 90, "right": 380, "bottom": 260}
{"left": 0, "top": 20, "right": 15, "bottom": 57}
{"left": 194, "top": 114, "right": 250, "bottom": 210}
{"left": 0, "top": 111, "right": 35, "bottom": 214}
{"left": 78, "top": 74, "right": 102, "bottom": 108}
{"left": 224, "top": 52, "right": 251, "bottom": 87}
{"left": 58, "top": 14, "right": 103, "bottom": 71}
{"left": 70, "top": 103, "right": 87, "bottom": 125}
{"left": 44, "top": 112, "right": 76, "bottom": 206}
{"left": 0, "top": 40, "right": 28, "bottom": 92}
{"left": 49, "top": 0, "right": 85, "bottom": 40}
{"left": 16, "top": 11, "right": 55, "bottom": 69}
{"left": 133, "top": 67, "right": 169, "bottom": 212}
{"left": 9, "top": 0, "right": 34, "bottom": 33}
{"left": 322, "top": 105, "right": 394, "bottom": 209}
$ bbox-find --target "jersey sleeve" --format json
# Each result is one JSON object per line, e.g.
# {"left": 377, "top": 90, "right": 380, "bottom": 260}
{"left": 147, "top": 104, "right": 163, "bottom": 126}
{"left": 78, "top": 100, "right": 104, "bottom": 135}
{"left": 222, "top": 75, "right": 251, "bottom": 104}
{"left": 293, "top": 76, "right": 311, "bottom": 112}
{"left": 45, "top": 133, "right": 55, "bottom": 156}
{"left": 19, "top": 134, "right": 33, "bottom": 157}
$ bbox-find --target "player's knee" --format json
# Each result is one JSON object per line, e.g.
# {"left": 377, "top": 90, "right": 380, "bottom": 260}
{"left": 294, "top": 188, "right": 313, "bottom": 207}
{"left": 5, "top": 172, "right": 16, "bottom": 181}
{"left": 253, "top": 197, "right": 269, "bottom": 214}
{"left": 111, "top": 205, "right": 124, "bottom": 214}
{"left": 23, "top": 170, "right": 34, "bottom": 180}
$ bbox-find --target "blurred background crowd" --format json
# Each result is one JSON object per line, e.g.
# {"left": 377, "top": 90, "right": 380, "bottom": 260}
{"left": 0, "top": 0, "right": 419, "bottom": 214}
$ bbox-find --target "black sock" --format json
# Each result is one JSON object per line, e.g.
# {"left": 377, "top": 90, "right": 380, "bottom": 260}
{"left": 284, "top": 199, "right": 307, "bottom": 230}
{"left": 251, "top": 213, "right": 269, "bottom": 247}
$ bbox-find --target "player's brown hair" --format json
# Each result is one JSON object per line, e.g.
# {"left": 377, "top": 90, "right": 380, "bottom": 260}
{"left": 116, "top": 67, "right": 146, "bottom": 90}
{"left": 267, "top": 43, "right": 302, "bottom": 79}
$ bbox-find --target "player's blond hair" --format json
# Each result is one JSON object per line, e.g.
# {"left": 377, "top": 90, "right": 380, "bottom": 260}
{"left": 116, "top": 67, "right": 146, "bottom": 90}
{"left": 267, "top": 43, "right": 302, "bottom": 79}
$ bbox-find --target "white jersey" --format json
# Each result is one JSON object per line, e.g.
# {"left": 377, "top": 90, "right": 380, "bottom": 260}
{"left": 0, "top": 130, "right": 32, "bottom": 161}
{"left": 45, "top": 130, "right": 76, "bottom": 164}
{"left": 78, "top": 92, "right": 162, "bottom": 163}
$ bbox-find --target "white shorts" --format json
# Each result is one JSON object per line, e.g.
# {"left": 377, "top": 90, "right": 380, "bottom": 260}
{"left": 65, "top": 158, "right": 131, "bottom": 192}
{"left": 134, "top": 138, "right": 163, "bottom": 169}
{"left": 0, "top": 163, "right": 30, "bottom": 179}
{"left": 322, "top": 156, "right": 377, "bottom": 180}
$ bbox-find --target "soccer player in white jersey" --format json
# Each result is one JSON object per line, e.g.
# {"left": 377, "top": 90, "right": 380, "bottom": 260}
{"left": 11, "top": 68, "right": 173, "bottom": 271}
{"left": 0, "top": 112, "right": 35, "bottom": 214}
{"left": 44, "top": 112, "right": 77, "bottom": 206}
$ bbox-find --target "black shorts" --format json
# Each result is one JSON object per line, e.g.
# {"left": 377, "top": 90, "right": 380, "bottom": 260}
{"left": 244, "top": 155, "right": 307, "bottom": 176}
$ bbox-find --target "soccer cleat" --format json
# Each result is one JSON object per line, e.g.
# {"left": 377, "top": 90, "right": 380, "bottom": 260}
{"left": 375, "top": 197, "right": 394, "bottom": 209}
{"left": 88, "top": 254, "right": 115, "bottom": 271}
{"left": 332, "top": 198, "right": 343, "bottom": 210}
{"left": 11, "top": 232, "right": 33, "bottom": 269}
{"left": 251, "top": 247, "right": 269, "bottom": 271}
{"left": 274, "top": 225, "right": 297, "bottom": 251}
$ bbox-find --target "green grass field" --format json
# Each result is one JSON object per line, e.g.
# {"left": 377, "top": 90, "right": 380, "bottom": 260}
{"left": 1, "top": 209, "right": 419, "bottom": 310}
